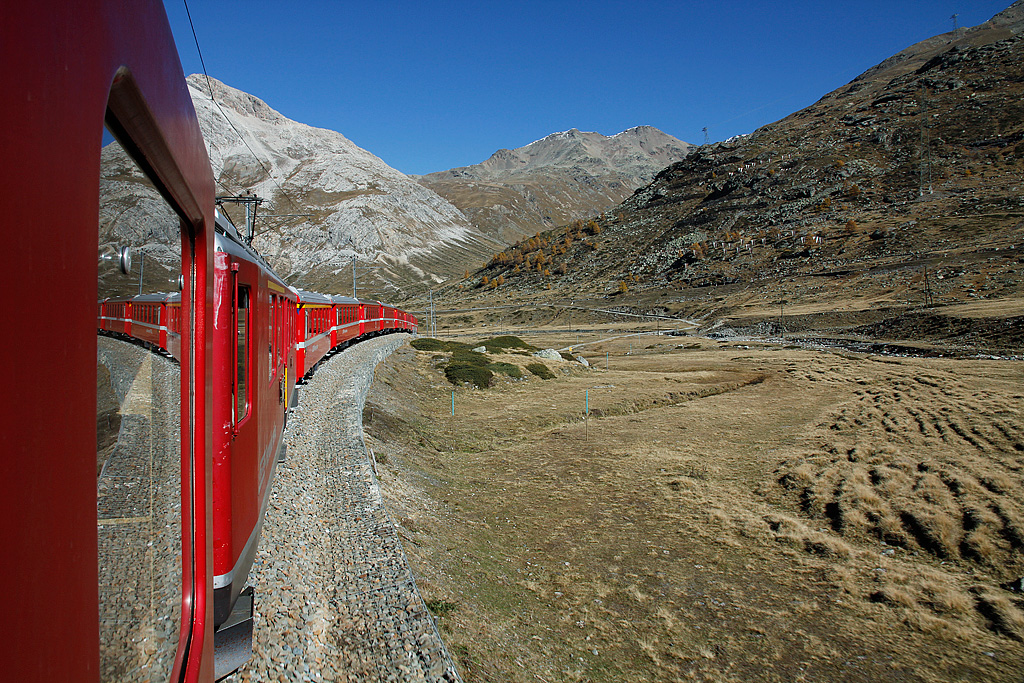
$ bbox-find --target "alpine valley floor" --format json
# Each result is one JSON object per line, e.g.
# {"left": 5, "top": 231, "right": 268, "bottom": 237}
{"left": 365, "top": 332, "right": 1024, "bottom": 682}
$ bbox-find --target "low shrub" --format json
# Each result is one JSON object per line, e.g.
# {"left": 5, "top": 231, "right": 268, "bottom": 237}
{"left": 526, "top": 362, "right": 555, "bottom": 380}
{"left": 559, "top": 352, "right": 575, "bottom": 361}
{"left": 479, "top": 335, "right": 536, "bottom": 351}
{"left": 445, "top": 363, "right": 492, "bottom": 388}
{"left": 450, "top": 348, "right": 490, "bottom": 366}
{"left": 411, "top": 338, "right": 472, "bottom": 352}
{"left": 487, "top": 362, "right": 523, "bottom": 378}
{"left": 411, "top": 337, "right": 447, "bottom": 351}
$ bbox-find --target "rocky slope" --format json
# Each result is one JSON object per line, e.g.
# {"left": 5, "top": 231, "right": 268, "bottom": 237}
{"left": 186, "top": 75, "right": 503, "bottom": 296}
{"left": 459, "top": 2, "right": 1024, "bottom": 353}
{"left": 416, "top": 126, "right": 692, "bottom": 245}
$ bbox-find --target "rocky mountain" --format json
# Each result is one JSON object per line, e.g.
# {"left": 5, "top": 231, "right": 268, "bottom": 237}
{"left": 463, "top": 2, "right": 1024, "bottom": 353}
{"left": 416, "top": 126, "right": 692, "bottom": 245}
{"left": 186, "top": 75, "right": 503, "bottom": 297}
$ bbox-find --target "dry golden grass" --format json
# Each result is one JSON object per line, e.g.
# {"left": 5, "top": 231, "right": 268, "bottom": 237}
{"left": 366, "top": 336, "right": 1024, "bottom": 682}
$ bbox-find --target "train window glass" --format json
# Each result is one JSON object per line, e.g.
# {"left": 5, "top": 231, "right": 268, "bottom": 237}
{"left": 269, "top": 294, "right": 275, "bottom": 382}
{"left": 278, "top": 299, "right": 285, "bottom": 365}
{"left": 96, "top": 127, "right": 182, "bottom": 680}
{"left": 236, "top": 286, "right": 250, "bottom": 423}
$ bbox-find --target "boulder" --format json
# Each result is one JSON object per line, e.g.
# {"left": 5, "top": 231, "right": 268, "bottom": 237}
{"left": 575, "top": 355, "right": 590, "bottom": 367}
{"left": 472, "top": 346, "right": 487, "bottom": 353}
{"left": 533, "top": 348, "right": 562, "bottom": 361}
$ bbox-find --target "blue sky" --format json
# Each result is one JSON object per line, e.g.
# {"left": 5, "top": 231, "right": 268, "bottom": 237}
{"left": 165, "top": 1, "right": 1013, "bottom": 175}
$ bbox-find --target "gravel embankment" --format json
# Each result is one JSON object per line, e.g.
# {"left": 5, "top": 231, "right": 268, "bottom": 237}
{"left": 234, "top": 333, "right": 461, "bottom": 683}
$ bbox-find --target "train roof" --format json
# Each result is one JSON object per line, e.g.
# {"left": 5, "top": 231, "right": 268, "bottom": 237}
{"left": 132, "top": 293, "right": 176, "bottom": 303}
{"left": 213, "top": 213, "right": 292, "bottom": 298}
{"left": 331, "top": 295, "right": 359, "bottom": 305}
{"left": 101, "top": 292, "right": 180, "bottom": 304}
{"left": 294, "top": 289, "right": 333, "bottom": 306}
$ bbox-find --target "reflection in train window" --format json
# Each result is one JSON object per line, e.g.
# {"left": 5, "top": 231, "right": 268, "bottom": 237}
{"left": 96, "top": 127, "right": 182, "bottom": 681}
{"left": 236, "top": 286, "right": 250, "bottom": 424}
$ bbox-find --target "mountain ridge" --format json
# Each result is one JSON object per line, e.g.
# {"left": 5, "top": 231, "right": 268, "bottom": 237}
{"left": 185, "top": 74, "right": 504, "bottom": 296}
{"left": 455, "top": 2, "right": 1024, "bottom": 354}
{"left": 416, "top": 125, "right": 693, "bottom": 246}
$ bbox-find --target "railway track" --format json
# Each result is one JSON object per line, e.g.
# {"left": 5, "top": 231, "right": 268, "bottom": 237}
{"left": 232, "top": 334, "right": 460, "bottom": 682}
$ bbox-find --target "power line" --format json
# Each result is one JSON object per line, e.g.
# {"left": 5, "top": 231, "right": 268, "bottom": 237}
{"left": 182, "top": 0, "right": 300, "bottom": 213}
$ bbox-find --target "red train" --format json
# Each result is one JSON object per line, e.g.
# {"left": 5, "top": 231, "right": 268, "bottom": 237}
{"left": 295, "top": 291, "right": 418, "bottom": 384}
{"left": 2, "top": 2, "right": 416, "bottom": 681}
{"left": 99, "top": 292, "right": 183, "bottom": 359}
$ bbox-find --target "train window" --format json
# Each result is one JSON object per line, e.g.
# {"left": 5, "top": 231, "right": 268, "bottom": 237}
{"left": 269, "top": 294, "right": 275, "bottom": 382}
{"left": 236, "top": 286, "right": 250, "bottom": 424}
{"left": 278, "top": 298, "right": 285, "bottom": 366}
{"left": 96, "top": 125, "right": 183, "bottom": 680}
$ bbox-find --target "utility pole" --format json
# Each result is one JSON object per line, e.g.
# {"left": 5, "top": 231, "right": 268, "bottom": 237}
{"left": 780, "top": 297, "right": 786, "bottom": 341}
{"left": 923, "top": 265, "right": 934, "bottom": 307}
{"left": 919, "top": 90, "right": 932, "bottom": 196}
{"left": 428, "top": 290, "right": 435, "bottom": 337}
{"left": 703, "top": 127, "right": 709, "bottom": 145}
{"left": 137, "top": 248, "right": 144, "bottom": 295}
{"left": 951, "top": 13, "right": 959, "bottom": 36}
{"left": 351, "top": 258, "right": 387, "bottom": 301}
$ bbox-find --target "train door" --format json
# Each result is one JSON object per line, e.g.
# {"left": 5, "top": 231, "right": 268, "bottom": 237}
{"left": 210, "top": 255, "right": 260, "bottom": 630}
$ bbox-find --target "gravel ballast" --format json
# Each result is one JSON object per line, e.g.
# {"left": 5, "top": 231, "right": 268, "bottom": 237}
{"left": 233, "top": 333, "right": 461, "bottom": 682}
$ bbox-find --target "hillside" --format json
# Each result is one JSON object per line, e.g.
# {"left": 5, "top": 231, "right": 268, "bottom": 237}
{"left": 416, "top": 126, "right": 692, "bottom": 245}
{"left": 186, "top": 76, "right": 504, "bottom": 296}
{"left": 455, "top": 2, "right": 1024, "bottom": 355}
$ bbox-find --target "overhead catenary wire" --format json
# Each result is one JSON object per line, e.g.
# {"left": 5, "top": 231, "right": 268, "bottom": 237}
{"left": 181, "top": 0, "right": 300, "bottom": 214}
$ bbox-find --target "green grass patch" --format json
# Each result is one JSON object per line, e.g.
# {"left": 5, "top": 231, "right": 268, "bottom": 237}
{"left": 525, "top": 362, "right": 555, "bottom": 380}
{"left": 411, "top": 337, "right": 447, "bottom": 351}
{"left": 424, "top": 599, "right": 459, "bottom": 617}
{"left": 486, "top": 362, "right": 523, "bottom": 379}
{"left": 559, "top": 351, "right": 575, "bottom": 361}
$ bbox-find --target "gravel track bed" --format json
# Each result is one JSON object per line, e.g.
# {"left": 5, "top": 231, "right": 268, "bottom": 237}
{"left": 97, "top": 337, "right": 182, "bottom": 681}
{"left": 233, "top": 333, "right": 461, "bottom": 683}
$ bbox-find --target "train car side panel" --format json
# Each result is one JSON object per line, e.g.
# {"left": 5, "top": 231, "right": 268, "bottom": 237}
{"left": 1, "top": 2, "right": 217, "bottom": 681}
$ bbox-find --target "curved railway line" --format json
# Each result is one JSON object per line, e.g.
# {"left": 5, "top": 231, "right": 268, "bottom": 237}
{"left": 241, "top": 333, "right": 460, "bottom": 682}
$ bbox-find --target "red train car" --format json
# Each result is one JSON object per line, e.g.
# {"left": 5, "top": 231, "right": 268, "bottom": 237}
{"left": 98, "top": 292, "right": 183, "bottom": 359}
{"left": 333, "top": 295, "right": 362, "bottom": 346}
{"left": 211, "top": 216, "right": 296, "bottom": 629}
{"left": 4, "top": 3, "right": 419, "bottom": 680}
{"left": 295, "top": 289, "right": 335, "bottom": 380}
